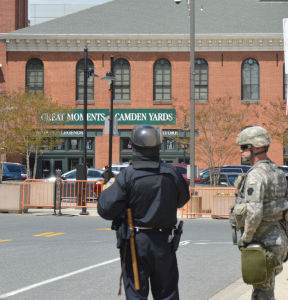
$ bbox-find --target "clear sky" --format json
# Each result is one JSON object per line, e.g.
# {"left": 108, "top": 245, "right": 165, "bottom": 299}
{"left": 28, "top": 0, "right": 112, "bottom": 25}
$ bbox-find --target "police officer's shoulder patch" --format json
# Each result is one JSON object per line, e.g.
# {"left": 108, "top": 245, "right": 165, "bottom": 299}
{"left": 103, "top": 177, "right": 115, "bottom": 191}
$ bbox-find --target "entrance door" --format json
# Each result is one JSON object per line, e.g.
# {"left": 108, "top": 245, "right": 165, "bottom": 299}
{"left": 68, "top": 158, "right": 79, "bottom": 171}
{"left": 42, "top": 160, "right": 51, "bottom": 178}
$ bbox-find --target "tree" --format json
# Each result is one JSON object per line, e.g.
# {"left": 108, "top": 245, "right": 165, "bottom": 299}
{"left": 259, "top": 97, "right": 288, "bottom": 148}
{"left": 195, "top": 97, "right": 252, "bottom": 183}
{"left": 0, "top": 91, "right": 70, "bottom": 178}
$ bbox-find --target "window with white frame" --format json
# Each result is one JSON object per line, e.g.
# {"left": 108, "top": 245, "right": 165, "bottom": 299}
{"left": 241, "top": 58, "right": 259, "bottom": 101}
{"left": 195, "top": 58, "right": 208, "bottom": 101}
{"left": 26, "top": 58, "right": 44, "bottom": 94}
{"left": 153, "top": 58, "right": 171, "bottom": 101}
{"left": 76, "top": 58, "right": 94, "bottom": 101}
{"left": 114, "top": 58, "right": 130, "bottom": 100}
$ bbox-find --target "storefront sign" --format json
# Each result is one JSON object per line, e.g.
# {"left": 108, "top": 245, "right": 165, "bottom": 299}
{"left": 41, "top": 109, "right": 176, "bottom": 125}
{"left": 163, "top": 130, "right": 179, "bottom": 136}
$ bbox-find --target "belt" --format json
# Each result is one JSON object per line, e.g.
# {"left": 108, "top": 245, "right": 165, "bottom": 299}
{"left": 134, "top": 226, "right": 173, "bottom": 233}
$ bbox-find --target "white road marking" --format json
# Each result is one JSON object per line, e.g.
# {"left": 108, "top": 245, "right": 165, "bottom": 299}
{"left": 180, "top": 240, "right": 231, "bottom": 246}
{"left": 180, "top": 240, "right": 191, "bottom": 246}
{"left": 0, "top": 258, "right": 120, "bottom": 299}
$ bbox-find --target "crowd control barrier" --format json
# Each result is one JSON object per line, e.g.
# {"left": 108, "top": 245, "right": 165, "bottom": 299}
{"left": 22, "top": 181, "right": 236, "bottom": 217}
{"left": 179, "top": 187, "right": 236, "bottom": 218}
{"left": 22, "top": 179, "right": 103, "bottom": 213}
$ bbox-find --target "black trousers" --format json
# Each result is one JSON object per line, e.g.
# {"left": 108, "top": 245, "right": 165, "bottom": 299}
{"left": 121, "top": 231, "right": 179, "bottom": 300}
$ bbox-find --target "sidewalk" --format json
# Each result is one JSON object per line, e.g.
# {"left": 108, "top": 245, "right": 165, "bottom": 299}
{"left": 209, "top": 262, "right": 288, "bottom": 300}
{"left": 25, "top": 208, "right": 99, "bottom": 216}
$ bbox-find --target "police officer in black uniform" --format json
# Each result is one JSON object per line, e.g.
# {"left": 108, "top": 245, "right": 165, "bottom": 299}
{"left": 97, "top": 125, "right": 190, "bottom": 300}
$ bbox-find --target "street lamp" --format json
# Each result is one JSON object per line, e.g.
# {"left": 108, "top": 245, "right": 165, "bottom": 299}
{"left": 174, "top": 0, "right": 195, "bottom": 187}
{"left": 101, "top": 56, "right": 116, "bottom": 177}
{"left": 79, "top": 46, "right": 98, "bottom": 215}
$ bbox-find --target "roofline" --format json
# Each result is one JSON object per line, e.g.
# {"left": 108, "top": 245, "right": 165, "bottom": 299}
{"left": 0, "top": 33, "right": 284, "bottom": 52}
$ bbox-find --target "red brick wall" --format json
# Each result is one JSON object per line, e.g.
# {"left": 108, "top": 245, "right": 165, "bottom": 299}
{"left": 4, "top": 50, "right": 286, "bottom": 168}
{"left": 95, "top": 135, "right": 120, "bottom": 169}
{"left": 0, "top": 0, "right": 28, "bottom": 33}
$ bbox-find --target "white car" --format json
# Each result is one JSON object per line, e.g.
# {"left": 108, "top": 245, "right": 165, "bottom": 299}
{"left": 103, "top": 162, "right": 130, "bottom": 175}
{"left": 48, "top": 168, "right": 104, "bottom": 182}
{"left": 61, "top": 168, "right": 104, "bottom": 181}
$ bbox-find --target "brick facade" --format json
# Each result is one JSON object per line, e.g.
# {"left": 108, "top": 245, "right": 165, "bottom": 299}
{"left": 0, "top": 1, "right": 286, "bottom": 175}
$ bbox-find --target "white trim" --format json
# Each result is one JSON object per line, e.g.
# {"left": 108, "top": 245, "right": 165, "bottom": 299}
{"left": 0, "top": 33, "right": 284, "bottom": 52}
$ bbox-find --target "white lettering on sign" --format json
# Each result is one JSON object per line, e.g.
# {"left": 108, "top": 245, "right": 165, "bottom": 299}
{"left": 115, "top": 113, "right": 147, "bottom": 121}
{"left": 148, "top": 113, "right": 173, "bottom": 122}
{"left": 163, "top": 130, "right": 178, "bottom": 136}
{"left": 40, "top": 113, "right": 65, "bottom": 122}
{"left": 87, "top": 113, "right": 106, "bottom": 121}
{"left": 61, "top": 130, "right": 83, "bottom": 136}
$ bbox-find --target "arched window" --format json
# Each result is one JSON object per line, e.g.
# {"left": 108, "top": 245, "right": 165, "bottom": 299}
{"left": 114, "top": 58, "right": 130, "bottom": 100}
{"left": 195, "top": 58, "right": 208, "bottom": 101}
{"left": 76, "top": 58, "right": 94, "bottom": 101}
{"left": 284, "top": 64, "right": 287, "bottom": 101}
{"left": 153, "top": 58, "right": 171, "bottom": 101}
{"left": 241, "top": 58, "right": 259, "bottom": 101}
{"left": 25, "top": 58, "right": 44, "bottom": 94}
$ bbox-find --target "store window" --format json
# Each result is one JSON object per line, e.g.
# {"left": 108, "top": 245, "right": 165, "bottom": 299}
{"left": 241, "top": 58, "right": 259, "bottom": 101}
{"left": 54, "top": 139, "right": 65, "bottom": 150}
{"left": 68, "top": 138, "right": 80, "bottom": 150}
{"left": 114, "top": 58, "right": 130, "bottom": 100}
{"left": 164, "top": 138, "right": 176, "bottom": 150}
{"left": 121, "top": 137, "right": 132, "bottom": 150}
{"left": 26, "top": 58, "right": 44, "bottom": 94}
{"left": 195, "top": 58, "right": 208, "bottom": 101}
{"left": 86, "top": 138, "right": 94, "bottom": 150}
{"left": 153, "top": 58, "right": 171, "bottom": 101}
{"left": 76, "top": 58, "right": 94, "bottom": 101}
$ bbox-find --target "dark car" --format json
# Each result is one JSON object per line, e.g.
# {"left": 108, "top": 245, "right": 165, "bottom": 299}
{"left": 0, "top": 162, "right": 27, "bottom": 181}
{"left": 198, "top": 172, "right": 240, "bottom": 187}
{"left": 199, "top": 165, "right": 251, "bottom": 181}
{"left": 170, "top": 164, "right": 190, "bottom": 185}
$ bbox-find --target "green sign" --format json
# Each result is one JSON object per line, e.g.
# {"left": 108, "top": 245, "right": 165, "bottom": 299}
{"left": 41, "top": 109, "right": 176, "bottom": 125}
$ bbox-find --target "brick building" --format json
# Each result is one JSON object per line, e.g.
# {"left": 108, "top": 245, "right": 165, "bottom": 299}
{"left": 0, "top": 0, "right": 287, "bottom": 177}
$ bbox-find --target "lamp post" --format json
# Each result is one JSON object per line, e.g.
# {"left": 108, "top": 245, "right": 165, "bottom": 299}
{"left": 174, "top": 0, "right": 195, "bottom": 187}
{"left": 79, "top": 46, "right": 98, "bottom": 215}
{"left": 101, "top": 55, "right": 116, "bottom": 177}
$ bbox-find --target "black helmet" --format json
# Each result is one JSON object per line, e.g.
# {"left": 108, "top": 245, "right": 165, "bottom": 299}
{"left": 130, "top": 125, "right": 162, "bottom": 148}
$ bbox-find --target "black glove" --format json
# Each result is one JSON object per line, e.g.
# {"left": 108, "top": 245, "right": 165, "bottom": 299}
{"left": 238, "top": 237, "right": 248, "bottom": 250}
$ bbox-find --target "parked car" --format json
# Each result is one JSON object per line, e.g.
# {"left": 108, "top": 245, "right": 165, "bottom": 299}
{"left": 198, "top": 172, "right": 240, "bottom": 187}
{"left": 169, "top": 163, "right": 201, "bottom": 185}
{"left": 199, "top": 165, "right": 251, "bottom": 181}
{"left": 102, "top": 162, "right": 130, "bottom": 175}
{"left": 48, "top": 168, "right": 104, "bottom": 203}
{"left": 0, "top": 162, "right": 27, "bottom": 181}
{"left": 61, "top": 168, "right": 104, "bottom": 181}
{"left": 48, "top": 168, "right": 104, "bottom": 182}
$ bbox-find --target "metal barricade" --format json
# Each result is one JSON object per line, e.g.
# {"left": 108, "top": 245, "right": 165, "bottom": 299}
{"left": 22, "top": 179, "right": 103, "bottom": 213}
{"left": 179, "top": 187, "right": 236, "bottom": 218}
{"left": 60, "top": 180, "right": 103, "bottom": 209}
{"left": 22, "top": 179, "right": 55, "bottom": 213}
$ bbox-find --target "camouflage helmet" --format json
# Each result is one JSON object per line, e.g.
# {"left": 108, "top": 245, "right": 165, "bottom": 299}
{"left": 130, "top": 125, "right": 162, "bottom": 148}
{"left": 236, "top": 126, "right": 271, "bottom": 148}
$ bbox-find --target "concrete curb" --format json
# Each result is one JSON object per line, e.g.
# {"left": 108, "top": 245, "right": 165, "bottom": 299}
{"left": 25, "top": 208, "right": 99, "bottom": 216}
{"left": 209, "top": 263, "right": 288, "bottom": 300}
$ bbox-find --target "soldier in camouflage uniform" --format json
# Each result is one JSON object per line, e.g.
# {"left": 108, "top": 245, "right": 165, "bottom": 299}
{"left": 235, "top": 126, "right": 288, "bottom": 300}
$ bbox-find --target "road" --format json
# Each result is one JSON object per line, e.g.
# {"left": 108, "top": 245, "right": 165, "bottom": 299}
{"left": 0, "top": 213, "right": 241, "bottom": 300}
